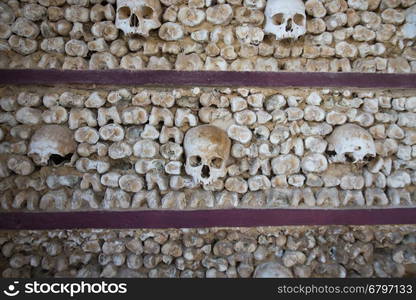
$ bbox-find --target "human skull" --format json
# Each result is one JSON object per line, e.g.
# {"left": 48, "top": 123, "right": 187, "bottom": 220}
{"left": 28, "top": 125, "right": 77, "bottom": 166}
{"left": 327, "top": 124, "right": 376, "bottom": 164}
{"left": 184, "top": 125, "right": 231, "bottom": 185}
{"left": 264, "top": 0, "right": 306, "bottom": 40}
{"left": 115, "top": 0, "right": 162, "bottom": 37}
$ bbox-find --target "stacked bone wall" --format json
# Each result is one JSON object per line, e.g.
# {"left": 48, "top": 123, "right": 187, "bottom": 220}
{"left": 0, "top": 0, "right": 415, "bottom": 72}
{"left": 1, "top": 86, "right": 415, "bottom": 211}
{"left": 1, "top": 0, "right": 416, "bottom": 279}
{"left": 1, "top": 226, "right": 416, "bottom": 278}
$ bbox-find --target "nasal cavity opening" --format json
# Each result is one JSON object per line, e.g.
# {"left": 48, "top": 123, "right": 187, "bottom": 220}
{"left": 202, "top": 165, "right": 210, "bottom": 178}
{"left": 286, "top": 18, "right": 292, "bottom": 31}
{"left": 130, "top": 13, "right": 139, "bottom": 27}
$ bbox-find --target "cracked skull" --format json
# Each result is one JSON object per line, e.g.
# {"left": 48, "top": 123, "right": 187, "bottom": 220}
{"left": 28, "top": 125, "right": 77, "bottom": 166}
{"left": 184, "top": 125, "right": 231, "bottom": 185}
{"left": 264, "top": 0, "right": 306, "bottom": 40}
{"left": 116, "top": 0, "right": 162, "bottom": 36}
{"left": 327, "top": 124, "right": 376, "bottom": 164}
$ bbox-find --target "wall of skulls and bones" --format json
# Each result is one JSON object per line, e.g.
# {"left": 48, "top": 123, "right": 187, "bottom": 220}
{"left": 0, "top": 0, "right": 415, "bottom": 72}
{"left": 0, "top": 0, "right": 416, "bottom": 278}
{"left": 0, "top": 85, "right": 415, "bottom": 211}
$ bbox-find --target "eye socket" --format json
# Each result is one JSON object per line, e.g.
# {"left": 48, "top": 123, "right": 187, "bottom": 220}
{"left": 141, "top": 6, "right": 154, "bottom": 19}
{"left": 210, "top": 157, "right": 223, "bottom": 169}
{"left": 118, "top": 6, "right": 131, "bottom": 19}
{"left": 189, "top": 155, "right": 202, "bottom": 167}
{"left": 272, "top": 13, "right": 285, "bottom": 25}
{"left": 293, "top": 13, "right": 305, "bottom": 26}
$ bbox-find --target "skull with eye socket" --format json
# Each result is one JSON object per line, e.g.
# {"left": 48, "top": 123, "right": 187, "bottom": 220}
{"left": 326, "top": 124, "right": 376, "bottom": 164}
{"left": 115, "top": 0, "right": 162, "bottom": 37}
{"left": 264, "top": 0, "right": 306, "bottom": 40}
{"left": 184, "top": 125, "right": 231, "bottom": 185}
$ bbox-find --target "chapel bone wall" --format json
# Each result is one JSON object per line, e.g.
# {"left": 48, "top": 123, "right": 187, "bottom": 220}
{"left": 0, "top": 0, "right": 415, "bottom": 72}
{"left": 0, "top": 84, "right": 415, "bottom": 211}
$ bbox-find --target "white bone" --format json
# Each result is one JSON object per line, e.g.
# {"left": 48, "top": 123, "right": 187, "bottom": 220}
{"left": 99, "top": 124, "right": 125, "bottom": 141}
{"left": 159, "top": 126, "right": 183, "bottom": 144}
{"left": 75, "top": 158, "right": 110, "bottom": 174}
{"left": 160, "top": 142, "right": 183, "bottom": 160}
{"left": 39, "top": 189, "right": 68, "bottom": 210}
{"left": 108, "top": 141, "right": 132, "bottom": 159}
{"left": 178, "top": 7, "right": 205, "bottom": 27}
{"left": 341, "top": 190, "right": 365, "bottom": 206}
{"left": 161, "top": 191, "right": 186, "bottom": 209}
{"left": 365, "top": 188, "right": 389, "bottom": 206}
{"left": 169, "top": 175, "right": 198, "bottom": 190}
{"left": 291, "top": 188, "right": 315, "bottom": 206}
{"left": 75, "top": 127, "right": 100, "bottom": 144}
{"left": 121, "top": 107, "right": 148, "bottom": 124}
{"left": 119, "top": 174, "right": 144, "bottom": 192}
{"left": 103, "top": 188, "right": 131, "bottom": 209}
{"left": 149, "top": 107, "right": 174, "bottom": 126}
{"left": 46, "top": 174, "right": 80, "bottom": 189}
{"left": 164, "top": 161, "right": 182, "bottom": 175}
{"left": 135, "top": 159, "right": 165, "bottom": 174}
{"left": 316, "top": 188, "right": 339, "bottom": 207}
{"left": 145, "top": 170, "right": 168, "bottom": 191}
{"left": 98, "top": 107, "right": 121, "bottom": 126}
{"left": 77, "top": 143, "right": 108, "bottom": 157}
{"left": 42, "top": 106, "right": 68, "bottom": 124}
{"left": 115, "top": 0, "right": 162, "bottom": 37}
{"left": 101, "top": 172, "right": 121, "bottom": 187}
{"left": 13, "top": 190, "right": 39, "bottom": 210}
{"left": 16, "top": 107, "right": 42, "bottom": 125}
{"left": 85, "top": 91, "right": 107, "bottom": 108}
{"left": 80, "top": 173, "right": 103, "bottom": 192}
{"left": 184, "top": 125, "right": 231, "bottom": 185}
{"left": 175, "top": 108, "right": 198, "bottom": 127}
{"left": 133, "top": 140, "right": 159, "bottom": 158}
{"left": 69, "top": 108, "right": 97, "bottom": 129}
{"left": 264, "top": 0, "right": 306, "bottom": 40}
{"left": 71, "top": 189, "right": 99, "bottom": 209}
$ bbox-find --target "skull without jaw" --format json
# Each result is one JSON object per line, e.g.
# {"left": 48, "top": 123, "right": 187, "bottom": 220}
{"left": 116, "top": 0, "right": 162, "bottom": 37}
{"left": 184, "top": 125, "right": 231, "bottom": 185}
{"left": 326, "top": 124, "right": 376, "bottom": 164}
{"left": 264, "top": 0, "right": 306, "bottom": 40}
{"left": 28, "top": 125, "right": 77, "bottom": 166}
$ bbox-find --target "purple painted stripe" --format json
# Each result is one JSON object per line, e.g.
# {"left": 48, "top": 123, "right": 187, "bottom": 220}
{"left": 0, "top": 208, "right": 415, "bottom": 230}
{"left": 1, "top": 69, "right": 416, "bottom": 88}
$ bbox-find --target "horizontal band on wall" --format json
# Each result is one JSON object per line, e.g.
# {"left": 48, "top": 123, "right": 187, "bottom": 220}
{"left": 1, "top": 70, "right": 416, "bottom": 88}
{"left": 1, "top": 208, "right": 415, "bottom": 230}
